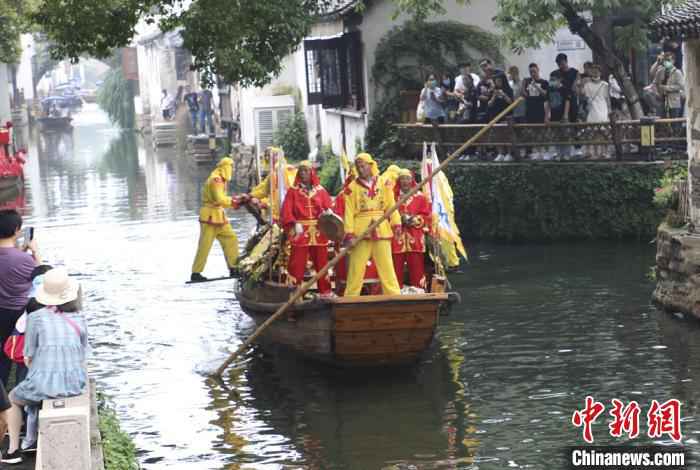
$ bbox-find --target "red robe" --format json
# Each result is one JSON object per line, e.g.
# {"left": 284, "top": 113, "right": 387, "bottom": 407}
{"left": 280, "top": 176, "right": 333, "bottom": 293}
{"left": 281, "top": 184, "right": 332, "bottom": 246}
{"left": 392, "top": 185, "right": 431, "bottom": 289}
{"left": 391, "top": 191, "right": 431, "bottom": 254}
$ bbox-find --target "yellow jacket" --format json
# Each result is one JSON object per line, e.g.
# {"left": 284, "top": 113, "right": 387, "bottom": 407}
{"left": 343, "top": 176, "right": 401, "bottom": 240}
{"left": 249, "top": 167, "right": 297, "bottom": 221}
{"left": 199, "top": 169, "right": 236, "bottom": 225}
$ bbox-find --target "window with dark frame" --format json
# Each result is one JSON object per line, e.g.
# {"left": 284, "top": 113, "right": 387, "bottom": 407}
{"left": 304, "top": 31, "right": 364, "bottom": 111}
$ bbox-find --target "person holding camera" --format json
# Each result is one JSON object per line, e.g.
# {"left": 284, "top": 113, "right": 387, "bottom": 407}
{"left": 0, "top": 209, "right": 39, "bottom": 386}
{"left": 420, "top": 74, "right": 447, "bottom": 125}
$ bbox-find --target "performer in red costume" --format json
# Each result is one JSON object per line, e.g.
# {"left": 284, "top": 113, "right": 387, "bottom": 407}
{"left": 392, "top": 169, "right": 431, "bottom": 289}
{"left": 280, "top": 160, "right": 333, "bottom": 295}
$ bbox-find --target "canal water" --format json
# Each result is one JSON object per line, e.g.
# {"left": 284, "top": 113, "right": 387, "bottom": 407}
{"left": 6, "top": 105, "right": 700, "bottom": 469}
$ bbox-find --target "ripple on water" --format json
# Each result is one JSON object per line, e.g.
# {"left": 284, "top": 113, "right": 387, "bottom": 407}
{"left": 14, "top": 108, "right": 700, "bottom": 469}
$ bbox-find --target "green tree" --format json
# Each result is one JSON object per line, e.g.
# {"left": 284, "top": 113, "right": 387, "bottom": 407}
{"left": 97, "top": 67, "right": 135, "bottom": 129}
{"left": 273, "top": 112, "right": 309, "bottom": 162}
{"left": 32, "top": 0, "right": 336, "bottom": 88}
{"left": 492, "top": 0, "right": 684, "bottom": 119}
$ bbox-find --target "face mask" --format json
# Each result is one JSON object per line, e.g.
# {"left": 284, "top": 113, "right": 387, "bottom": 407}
{"left": 664, "top": 60, "right": 674, "bottom": 70}
{"left": 592, "top": 75, "right": 600, "bottom": 81}
{"left": 431, "top": 80, "right": 438, "bottom": 88}
{"left": 443, "top": 79, "right": 450, "bottom": 86}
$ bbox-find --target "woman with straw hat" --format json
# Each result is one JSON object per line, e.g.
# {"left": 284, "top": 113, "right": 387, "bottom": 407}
{"left": 3, "top": 267, "right": 88, "bottom": 465}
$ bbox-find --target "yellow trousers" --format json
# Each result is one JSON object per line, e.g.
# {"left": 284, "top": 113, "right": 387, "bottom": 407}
{"left": 344, "top": 239, "right": 400, "bottom": 296}
{"left": 191, "top": 223, "right": 239, "bottom": 273}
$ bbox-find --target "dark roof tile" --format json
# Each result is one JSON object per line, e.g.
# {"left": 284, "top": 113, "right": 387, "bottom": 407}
{"left": 650, "top": 1, "right": 700, "bottom": 40}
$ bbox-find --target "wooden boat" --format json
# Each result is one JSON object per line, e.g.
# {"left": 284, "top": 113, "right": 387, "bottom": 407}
{"left": 236, "top": 280, "right": 455, "bottom": 367}
{"left": 0, "top": 174, "right": 20, "bottom": 191}
{"left": 38, "top": 116, "right": 73, "bottom": 131}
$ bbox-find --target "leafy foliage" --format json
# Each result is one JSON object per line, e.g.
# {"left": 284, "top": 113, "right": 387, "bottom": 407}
{"left": 382, "top": 160, "right": 673, "bottom": 241}
{"left": 97, "top": 67, "right": 135, "bottom": 129}
{"left": 368, "top": 21, "right": 502, "bottom": 160}
{"left": 373, "top": 20, "right": 503, "bottom": 98}
{"left": 32, "top": 0, "right": 334, "bottom": 88}
{"left": 273, "top": 112, "right": 309, "bottom": 162}
{"left": 0, "top": 0, "right": 36, "bottom": 63}
{"left": 98, "top": 394, "right": 138, "bottom": 470}
{"left": 653, "top": 164, "right": 688, "bottom": 228}
{"left": 365, "top": 95, "right": 406, "bottom": 161}
{"left": 494, "top": 0, "right": 680, "bottom": 54}
{"left": 318, "top": 146, "right": 344, "bottom": 196}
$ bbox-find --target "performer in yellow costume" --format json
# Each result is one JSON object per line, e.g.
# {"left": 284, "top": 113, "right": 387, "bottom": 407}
{"left": 191, "top": 157, "right": 241, "bottom": 282}
{"left": 244, "top": 147, "right": 296, "bottom": 223}
{"left": 342, "top": 153, "right": 402, "bottom": 296}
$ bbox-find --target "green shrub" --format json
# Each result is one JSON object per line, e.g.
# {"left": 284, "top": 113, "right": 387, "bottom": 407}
{"left": 379, "top": 160, "right": 675, "bottom": 241}
{"left": 98, "top": 395, "right": 138, "bottom": 470}
{"left": 97, "top": 68, "right": 135, "bottom": 129}
{"left": 274, "top": 112, "right": 309, "bottom": 162}
{"left": 318, "top": 147, "right": 344, "bottom": 196}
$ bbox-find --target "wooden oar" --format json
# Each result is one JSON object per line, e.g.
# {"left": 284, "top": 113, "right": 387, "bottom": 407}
{"left": 212, "top": 97, "right": 525, "bottom": 378}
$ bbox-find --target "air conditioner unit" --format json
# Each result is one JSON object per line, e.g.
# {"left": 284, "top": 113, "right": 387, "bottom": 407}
{"left": 252, "top": 95, "right": 295, "bottom": 156}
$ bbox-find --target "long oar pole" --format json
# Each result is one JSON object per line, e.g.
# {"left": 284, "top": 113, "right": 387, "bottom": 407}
{"left": 213, "top": 97, "right": 525, "bottom": 378}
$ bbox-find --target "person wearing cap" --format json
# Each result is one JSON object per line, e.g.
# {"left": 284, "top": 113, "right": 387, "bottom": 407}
{"left": 280, "top": 161, "right": 334, "bottom": 295}
{"left": 392, "top": 169, "right": 431, "bottom": 289}
{"left": 191, "top": 157, "right": 243, "bottom": 282}
{"left": 5, "top": 267, "right": 88, "bottom": 465}
{"left": 342, "top": 153, "right": 402, "bottom": 296}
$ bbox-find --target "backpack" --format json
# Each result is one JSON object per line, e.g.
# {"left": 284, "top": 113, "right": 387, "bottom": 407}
{"left": 4, "top": 313, "right": 26, "bottom": 364}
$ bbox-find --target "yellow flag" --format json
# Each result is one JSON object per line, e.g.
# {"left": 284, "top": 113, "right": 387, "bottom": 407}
{"left": 421, "top": 142, "right": 468, "bottom": 265}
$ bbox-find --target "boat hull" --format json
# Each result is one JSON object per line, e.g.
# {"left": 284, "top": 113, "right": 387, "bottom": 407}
{"left": 38, "top": 117, "right": 73, "bottom": 131}
{"left": 237, "top": 282, "right": 447, "bottom": 367}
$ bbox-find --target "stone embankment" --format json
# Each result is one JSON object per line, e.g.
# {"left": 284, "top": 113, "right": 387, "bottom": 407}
{"left": 653, "top": 224, "right": 700, "bottom": 319}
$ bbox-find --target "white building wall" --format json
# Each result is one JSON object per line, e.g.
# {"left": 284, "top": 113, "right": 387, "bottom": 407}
{"left": 17, "top": 35, "right": 34, "bottom": 101}
{"left": 0, "top": 65, "right": 10, "bottom": 121}
{"left": 236, "top": 0, "right": 592, "bottom": 160}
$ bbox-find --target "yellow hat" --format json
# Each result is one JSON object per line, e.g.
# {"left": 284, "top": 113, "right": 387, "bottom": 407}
{"left": 398, "top": 168, "right": 413, "bottom": 178}
{"left": 297, "top": 160, "right": 312, "bottom": 169}
{"left": 216, "top": 157, "right": 234, "bottom": 168}
{"left": 355, "top": 153, "right": 379, "bottom": 176}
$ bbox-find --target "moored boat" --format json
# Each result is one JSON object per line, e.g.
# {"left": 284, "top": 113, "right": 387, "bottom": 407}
{"left": 236, "top": 280, "right": 454, "bottom": 367}
{"left": 38, "top": 116, "right": 73, "bottom": 131}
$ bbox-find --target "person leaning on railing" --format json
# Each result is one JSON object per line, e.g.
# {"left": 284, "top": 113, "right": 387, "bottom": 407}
{"left": 420, "top": 74, "right": 447, "bottom": 125}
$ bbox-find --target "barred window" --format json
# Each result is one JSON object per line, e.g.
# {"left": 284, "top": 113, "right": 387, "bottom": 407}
{"left": 304, "top": 31, "right": 364, "bottom": 110}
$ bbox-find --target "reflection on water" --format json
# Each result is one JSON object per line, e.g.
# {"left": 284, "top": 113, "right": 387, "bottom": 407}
{"left": 4, "top": 104, "right": 700, "bottom": 469}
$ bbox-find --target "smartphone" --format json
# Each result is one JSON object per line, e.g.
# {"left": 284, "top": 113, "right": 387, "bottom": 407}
{"left": 18, "top": 227, "right": 34, "bottom": 249}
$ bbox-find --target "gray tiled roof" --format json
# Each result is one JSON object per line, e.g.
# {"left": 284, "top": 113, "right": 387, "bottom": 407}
{"left": 317, "top": 0, "right": 361, "bottom": 18}
{"left": 650, "top": 1, "right": 700, "bottom": 40}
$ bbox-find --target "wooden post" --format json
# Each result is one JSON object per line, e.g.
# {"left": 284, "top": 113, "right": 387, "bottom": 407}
{"left": 507, "top": 116, "right": 518, "bottom": 161}
{"left": 609, "top": 112, "right": 623, "bottom": 161}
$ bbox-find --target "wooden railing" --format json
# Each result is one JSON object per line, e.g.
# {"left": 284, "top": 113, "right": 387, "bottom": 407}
{"left": 395, "top": 117, "right": 688, "bottom": 160}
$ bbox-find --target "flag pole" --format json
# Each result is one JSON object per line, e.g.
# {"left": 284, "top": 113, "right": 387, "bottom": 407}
{"left": 212, "top": 97, "right": 524, "bottom": 378}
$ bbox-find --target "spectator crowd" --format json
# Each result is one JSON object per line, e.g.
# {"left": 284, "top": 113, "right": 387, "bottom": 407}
{"left": 0, "top": 209, "right": 89, "bottom": 465}
{"left": 419, "top": 41, "right": 686, "bottom": 162}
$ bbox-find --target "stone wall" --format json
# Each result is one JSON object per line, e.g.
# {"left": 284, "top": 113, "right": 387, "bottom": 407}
{"left": 687, "top": 40, "right": 700, "bottom": 228}
{"left": 653, "top": 225, "right": 700, "bottom": 319}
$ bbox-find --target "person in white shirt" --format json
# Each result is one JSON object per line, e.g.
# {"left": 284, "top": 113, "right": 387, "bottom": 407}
{"left": 454, "top": 62, "right": 480, "bottom": 94}
{"left": 582, "top": 65, "right": 611, "bottom": 159}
